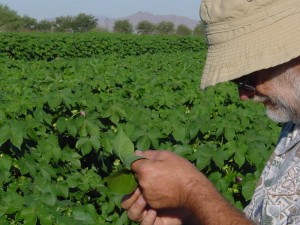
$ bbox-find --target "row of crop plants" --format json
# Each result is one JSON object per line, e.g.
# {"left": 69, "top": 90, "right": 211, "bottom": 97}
{"left": 0, "top": 33, "right": 280, "bottom": 224}
{"left": 0, "top": 32, "right": 206, "bottom": 60}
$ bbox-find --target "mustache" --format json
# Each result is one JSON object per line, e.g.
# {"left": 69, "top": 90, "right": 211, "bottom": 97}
{"left": 253, "top": 94, "right": 291, "bottom": 112}
{"left": 253, "top": 95, "right": 273, "bottom": 105}
{"left": 253, "top": 94, "right": 284, "bottom": 110}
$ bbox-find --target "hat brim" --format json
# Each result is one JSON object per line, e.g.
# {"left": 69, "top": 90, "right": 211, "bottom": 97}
{"left": 200, "top": 10, "right": 300, "bottom": 89}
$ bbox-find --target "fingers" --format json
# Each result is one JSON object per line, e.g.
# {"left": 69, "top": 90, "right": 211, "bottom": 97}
{"left": 122, "top": 187, "right": 149, "bottom": 222}
{"left": 141, "top": 209, "right": 157, "bottom": 225}
{"left": 127, "top": 195, "right": 148, "bottom": 221}
{"left": 122, "top": 187, "right": 158, "bottom": 224}
{"left": 122, "top": 187, "right": 142, "bottom": 210}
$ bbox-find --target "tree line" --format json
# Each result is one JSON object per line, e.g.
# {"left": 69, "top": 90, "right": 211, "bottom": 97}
{"left": 114, "top": 20, "right": 204, "bottom": 36}
{"left": 0, "top": 4, "right": 204, "bottom": 36}
{"left": 0, "top": 4, "right": 98, "bottom": 32}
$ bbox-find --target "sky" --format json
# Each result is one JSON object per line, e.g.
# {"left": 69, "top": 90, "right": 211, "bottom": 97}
{"left": 0, "top": 0, "right": 201, "bottom": 21}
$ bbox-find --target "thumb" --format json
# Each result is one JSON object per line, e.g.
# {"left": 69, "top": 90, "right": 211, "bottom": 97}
{"left": 131, "top": 150, "right": 160, "bottom": 172}
{"left": 131, "top": 151, "right": 148, "bottom": 172}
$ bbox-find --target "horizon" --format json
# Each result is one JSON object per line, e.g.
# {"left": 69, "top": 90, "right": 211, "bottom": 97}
{"left": 0, "top": 0, "right": 201, "bottom": 21}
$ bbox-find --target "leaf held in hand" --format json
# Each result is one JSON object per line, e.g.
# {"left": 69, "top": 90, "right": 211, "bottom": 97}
{"left": 104, "top": 169, "right": 138, "bottom": 195}
{"left": 112, "top": 128, "right": 145, "bottom": 169}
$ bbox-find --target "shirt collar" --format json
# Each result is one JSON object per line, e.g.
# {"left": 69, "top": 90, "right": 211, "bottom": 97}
{"left": 274, "top": 122, "right": 300, "bottom": 155}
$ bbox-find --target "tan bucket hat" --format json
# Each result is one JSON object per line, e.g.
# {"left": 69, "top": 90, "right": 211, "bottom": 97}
{"left": 200, "top": 0, "right": 300, "bottom": 89}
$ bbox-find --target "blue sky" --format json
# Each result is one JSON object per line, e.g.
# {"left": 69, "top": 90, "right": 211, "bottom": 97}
{"left": 0, "top": 0, "right": 201, "bottom": 21}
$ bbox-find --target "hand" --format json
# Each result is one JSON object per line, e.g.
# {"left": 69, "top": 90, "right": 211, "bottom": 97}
{"left": 128, "top": 150, "right": 254, "bottom": 225}
{"left": 131, "top": 150, "right": 204, "bottom": 209}
{"left": 122, "top": 187, "right": 197, "bottom": 225}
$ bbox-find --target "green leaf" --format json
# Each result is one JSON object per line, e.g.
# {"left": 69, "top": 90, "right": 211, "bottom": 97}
{"left": 89, "top": 136, "right": 101, "bottom": 150}
{"left": 212, "top": 150, "right": 228, "bottom": 169}
{"left": 137, "top": 135, "right": 151, "bottom": 150}
{"left": 86, "top": 119, "right": 100, "bottom": 137}
{"left": 104, "top": 169, "right": 138, "bottom": 195}
{"left": 10, "top": 121, "right": 23, "bottom": 149}
{"left": 234, "top": 144, "right": 247, "bottom": 168}
{"left": 224, "top": 126, "right": 236, "bottom": 141}
{"left": 48, "top": 94, "right": 62, "bottom": 109}
{"left": 67, "top": 121, "right": 77, "bottom": 137}
{"left": 37, "top": 206, "right": 52, "bottom": 225}
{"left": 76, "top": 117, "right": 88, "bottom": 137}
{"left": 40, "top": 190, "right": 57, "bottom": 206}
{"left": 56, "top": 182, "right": 69, "bottom": 198}
{"left": 0, "top": 124, "right": 10, "bottom": 146}
{"left": 76, "top": 137, "right": 93, "bottom": 155}
{"left": 242, "top": 173, "right": 258, "bottom": 201}
{"left": 112, "top": 128, "right": 144, "bottom": 169}
{"left": 0, "top": 154, "right": 12, "bottom": 172}
{"left": 52, "top": 146, "right": 62, "bottom": 162}
{"left": 173, "top": 125, "right": 187, "bottom": 143}
{"left": 196, "top": 144, "right": 213, "bottom": 170}
{"left": 1, "top": 191, "right": 24, "bottom": 214}
{"left": 19, "top": 155, "right": 37, "bottom": 177}
{"left": 73, "top": 207, "right": 95, "bottom": 224}
{"left": 20, "top": 207, "right": 37, "bottom": 225}
{"left": 56, "top": 117, "right": 67, "bottom": 133}
{"left": 0, "top": 155, "right": 12, "bottom": 180}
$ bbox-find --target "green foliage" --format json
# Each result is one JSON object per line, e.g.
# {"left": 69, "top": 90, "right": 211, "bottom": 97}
{"left": 193, "top": 22, "right": 205, "bottom": 36}
{"left": 36, "top": 20, "right": 53, "bottom": 31}
{"left": 176, "top": 24, "right": 192, "bottom": 36}
{"left": 54, "top": 15, "right": 74, "bottom": 32}
{"left": 0, "top": 4, "right": 96, "bottom": 33}
{"left": 0, "top": 33, "right": 281, "bottom": 224}
{"left": 54, "top": 13, "right": 97, "bottom": 32}
{"left": 0, "top": 4, "right": 22, "bottom": 31}
{"left": 113, "top": 19, "right": 134, "bottom": 34}
{"left": 136, "top": 20, "right": 155, "bottom": 34}
{"left": 0, "top": 32, "right": 206, "bottom": 60}
{"left": 72, "top": 13, "right": 98, "bottom": 32}
{"left": 20, "top": 16, "right": 38, "bottom": 31}
{"left": 156, "top": 21, "right": 175, "bottom": 35}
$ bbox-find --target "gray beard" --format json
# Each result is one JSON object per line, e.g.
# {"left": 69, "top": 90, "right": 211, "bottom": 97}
{"left": 253, "top": 95, "right": 300, "bottom": 124}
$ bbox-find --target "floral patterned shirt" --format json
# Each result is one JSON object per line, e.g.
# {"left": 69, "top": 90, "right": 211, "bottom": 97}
{"left": 244, "top": 122, "right": 300, "bottom": 225}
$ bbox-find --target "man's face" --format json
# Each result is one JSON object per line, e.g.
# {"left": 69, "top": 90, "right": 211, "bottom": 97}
{"left": 237, "top": 60, "right": 300, "bottom": 124}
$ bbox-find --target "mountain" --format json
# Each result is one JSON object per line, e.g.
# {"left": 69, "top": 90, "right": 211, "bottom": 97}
{"left": 96, "top": 11, "right": 200, "bottom": 31}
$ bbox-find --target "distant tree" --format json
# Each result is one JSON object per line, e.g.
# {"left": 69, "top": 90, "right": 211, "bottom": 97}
{"left": 176, "top": 24, "right": 192, "bottom": 36}
{"left": 54, "top": 16, "right": 74, "bottom": 32}
{"left": 113, "top": 19, "right": 133, "bottom": 34}
{"left": 0, "top": 4, "right": 22, "bottom": 31}
{"left": 136, "top": 20, "right": 155, "bottom": 34}
{"left": 193, "top": 22, "right": 205, "bottom": 36}
{"left": 36, "top": 20, "right": 53, "bottom": 32}
{"left": 73, "top": 13, "right": 98, "bottom": 32}
{"left": 21, "top": 15, "right": 37, "bottom": 31}
{"left": 156, "top": 21, "right": 174, "bottom": 35}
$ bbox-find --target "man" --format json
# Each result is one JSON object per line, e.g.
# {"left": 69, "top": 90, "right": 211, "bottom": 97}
{"left": 122, "top": 0, "right": 300, "bottom": 224}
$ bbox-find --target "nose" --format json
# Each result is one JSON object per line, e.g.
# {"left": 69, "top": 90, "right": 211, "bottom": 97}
{"left": 238, "top": 88, "right": 256, "bottom": 100}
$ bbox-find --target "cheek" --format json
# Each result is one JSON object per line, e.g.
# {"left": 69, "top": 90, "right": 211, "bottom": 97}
{"left": 255, "top": 81, "right": 275, "bottom": 96}
{"left": 294, "top": 63, "right": 300, "bottom": 74}
{"left": 255, "top": 71, "right": 289, "bottom": 97}
{"left": 256, "top": 79, "right": 295, "bottom": 108}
